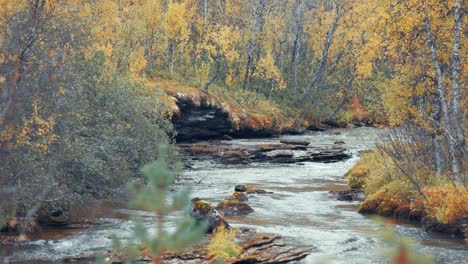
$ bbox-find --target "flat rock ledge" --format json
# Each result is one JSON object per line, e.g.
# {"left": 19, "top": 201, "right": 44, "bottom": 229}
{"left": 64, "top": 229, "right": 313, "bottom": 264}
{"left": 106, "top": 228, "right": 313, "bottom": 264}
{"left": 178, "top": 140, "right": 351, "bottom": 165}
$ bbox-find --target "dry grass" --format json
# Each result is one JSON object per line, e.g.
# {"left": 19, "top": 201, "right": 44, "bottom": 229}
{"left": 206, "top": 226, "right": 243, "bottom": 262}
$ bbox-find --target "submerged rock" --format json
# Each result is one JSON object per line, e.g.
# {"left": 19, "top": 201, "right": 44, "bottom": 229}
{"left": 331, "top": 189, "right": 364, "bottom": 201}
{"left": 234, "top": 185, "right": 273, "bottom": 195}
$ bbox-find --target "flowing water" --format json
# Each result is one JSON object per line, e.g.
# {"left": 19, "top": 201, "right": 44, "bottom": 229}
{"left": 5, "top": 127, "right": 467, "bottom": 263}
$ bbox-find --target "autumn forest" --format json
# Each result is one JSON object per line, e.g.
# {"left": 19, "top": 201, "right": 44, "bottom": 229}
{"left": 0, "top": 0, "right": 466, "bottom": 263}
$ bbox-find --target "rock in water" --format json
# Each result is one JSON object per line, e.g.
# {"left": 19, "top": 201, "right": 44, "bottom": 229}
{"left": 280, "top": 140, "right": 310, "bottom": 146}
{"left": 216, "top": 200, "right": 255, "bottom": 216}
{"left": 235, "top": 185, "right": 247, "bottom": 192}
{"left": 330, "top": 189, "right": 364, "bottom": 201}
{"left": 234, "top": 185, "right": 273, "bottom": 194}
{"left": 190, "top": 198, "right": 229, "bottom": 232}
{"left": 225, "top": 192, "right": 249, "bottom": 202}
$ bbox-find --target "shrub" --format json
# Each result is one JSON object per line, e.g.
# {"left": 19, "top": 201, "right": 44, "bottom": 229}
{"left": 0, "top": 53, "right": 174, "bottom": 231}
{"left": 359, "top": 180, "right": 415, "bottom": 217}
{"left": 423, "top": 184, "right": 468, "bottom": 225}
{"left": 206, "top": 226, "right": 243, "bottom": 262}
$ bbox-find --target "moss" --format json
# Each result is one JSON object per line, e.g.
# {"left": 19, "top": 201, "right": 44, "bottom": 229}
{"left": 193, "top": 201, "right": 214, "bottom": 216}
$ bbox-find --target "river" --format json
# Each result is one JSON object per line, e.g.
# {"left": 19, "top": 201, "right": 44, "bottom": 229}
{"left": 7, "top": 127, "right": 468, "bottom": 263}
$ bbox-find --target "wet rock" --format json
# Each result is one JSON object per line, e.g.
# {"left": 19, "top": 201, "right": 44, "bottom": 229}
{"left": 223, "top": 135, "right": 234, "bottom": 141}
{"left": 178, "top": 140, "right": 351, "bottom": 165}
{"left": 334, "top": 140, "right": 346, "bottom": 145}
{"left": 256, "top": 144, "right": 280, "bottom": 152}
{"left": 309, "top": 147, "right": 351, "bottom": 163}
{"left": 235, "top": 185, "right": 248, "bottom": 192}
{"left": 206, "top": 215, "right": 230, "bottom": 233}
{"left": 279, "top": 140, "right": 310, "bottom": 146}
{"left": 234, "top": 185, "right": 273, "bottom": 195}
{"left": 216, "top": 200, "right": 255, "bottom": 216}
{"left": 190, "top": 198, "right": 214, "bottom": 218}
{"left": 190, "top": 198, "right": 229, "bottom": 232}
{"left": 233, "top": 228, "right": 313, "bottom": 264}
{"left": 246, "top": 188, "right": 273, "bottom": 195}
{"left": 106, "top": 228, "right": 314, "bottom": 263}
{"left": 331, "top": 189, "right": 364, "bottom": 201}
{"left": 225, "top": 192, "right": 249, "bottom": 202}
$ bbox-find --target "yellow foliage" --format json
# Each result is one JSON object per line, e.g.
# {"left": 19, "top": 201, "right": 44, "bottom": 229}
{"left": 206, "top": 226, "right": 243, "bottom": 262}
{"left": 165, "top": 2, "right": 191, "bottom": 47}
{"left": 423, "top": 184, "right": 468, "bottom": 224}
{"left": 255, "top": 52, "right": 285, "bottom": 90}
{"left": 16, "top": 100, "right": 59, "bottom": 154}
{"left": 345, "top": 154, "right": 371, "bottom": 189}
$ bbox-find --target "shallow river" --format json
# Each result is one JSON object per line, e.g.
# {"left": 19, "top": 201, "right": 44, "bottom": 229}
{"left": 7, "top": 127, "right": 468, "bottom": 263}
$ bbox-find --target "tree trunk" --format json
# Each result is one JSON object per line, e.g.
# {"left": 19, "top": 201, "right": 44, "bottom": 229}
{"left": 450, "top": 0, "right": 464, "bottom": 186}
{"left": 203, "top": 0, "right": 208, "bottom": 26}
{"left": 204, "top": 55, "right": 221, "bottom": 92}
{"left": 289, "top": 0, "right": 304, "bottom": 92}
{"left": 242, "top": 55, "right": 253, "bottom": 91}
{"left": 433, "top": 135, "right": 443, "bottom": 176}
{"left": 323, "top": 73, "right": 354, "bottom": 122}
{"left": 425, "top": 14, "right": 463, "bottom": 187}
{"left": 296, "top": 4, "right": 342, "bottom": 106}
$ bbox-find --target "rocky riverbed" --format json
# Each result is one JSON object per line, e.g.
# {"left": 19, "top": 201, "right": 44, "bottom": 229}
{"left": 5, "top": 127, "right": 468, "bottom": 264}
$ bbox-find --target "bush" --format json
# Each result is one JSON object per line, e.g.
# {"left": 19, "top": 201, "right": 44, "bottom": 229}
{"left": 0, "top": 53, "right": 174, "bottom": 231}
{"left": 349, "top": 134, "right": 468, "bottom": 237}
{"left": 423, "top": 184, "right": 468, "bottom": 225}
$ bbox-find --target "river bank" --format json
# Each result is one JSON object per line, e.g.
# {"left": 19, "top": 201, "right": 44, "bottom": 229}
{"left": 345, "top": 150, "right": 468, "bottom": 239}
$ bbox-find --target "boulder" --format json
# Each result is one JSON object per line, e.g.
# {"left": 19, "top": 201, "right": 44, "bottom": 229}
{"left": 225, "top": 192, "right": 248, "bottom": 202}
{"left": 216, "top": 200, "right": 255, "bottom": 216}
{"left": 235, "top": 185, "right": 247, "bottom": 192}
{"left": 190, "top": 198, "right": 230, "bottom": 233}
{"left": 190, "top": 198, "right": 214, "bottom": 218}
